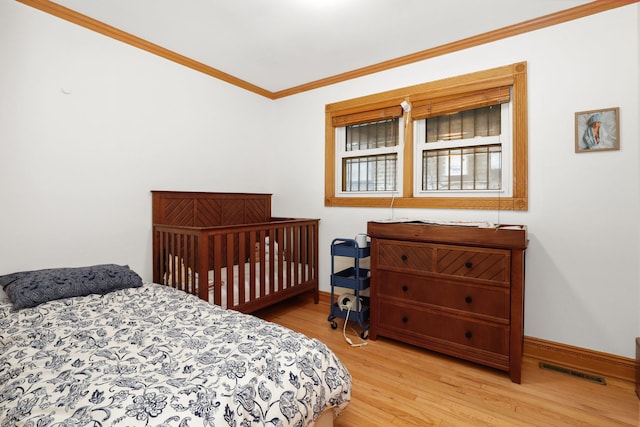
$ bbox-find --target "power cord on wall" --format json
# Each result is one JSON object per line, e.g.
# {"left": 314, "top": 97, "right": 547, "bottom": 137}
{"left": 389, "top": 192, "right": 396, "bottom": 220}
{"left": 388, "top": 99, "right": 410, "bottom": 222}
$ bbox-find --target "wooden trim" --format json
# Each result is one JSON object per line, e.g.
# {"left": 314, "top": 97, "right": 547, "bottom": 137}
{"left": 315, "top": 290, "right": 333, "bottom": 306}
{"left": 402, "top": 111, "right": 414, "bottom": 198}
{"left": 512, "top": 63, "right": 529, "bottom": 210}
{"left": 324, "top": 109, "right": 337, "bottom": 207}
{"left": 524, "top": 336, "right": 635, "bottom": 383}
{"left": 16, "top": 0, "right": 638, "bottom": 99}
{"left": 271, "top": 1, "right": 637, "bottom": 98}
{"left": 325, "top": 62, "right": 528, "bottom": 211}
{"left": 325, "top": 63, "right": 519, "bottom": 114}
{"left": 324, "top": 196, "right": 526, "bottom": 210}
{"left": 636, "top": 338, "right": 639, "bottom": 398}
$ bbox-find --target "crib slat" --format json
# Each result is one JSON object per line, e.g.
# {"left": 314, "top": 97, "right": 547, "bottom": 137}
{"left": 249, "top": 230, "right": 260, "bottom": 301}
{"left": 237, "top": 231, "right": 246, "bottom": 306}
{"left": 211, "top": 234, "right": 222, "bottom": 306}
{"left": 226, "top": 233, "right": 235, "bottom": 310}
{"left": 153, "top": 217, "right": 319, "bottom": 313}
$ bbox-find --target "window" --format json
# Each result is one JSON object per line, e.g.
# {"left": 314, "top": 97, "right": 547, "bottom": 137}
{"left": 415, "top": 101, "right": 511, "bottom": 196}
{"left": 338, "top": 117, "right": 403, "bottom": 194}
{"left": 325, "top": 62, "right": 528, "bottom": 210}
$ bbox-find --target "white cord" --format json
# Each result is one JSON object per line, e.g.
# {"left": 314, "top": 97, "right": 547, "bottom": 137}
{"left": 496, "top": 132, "right": 502, "bottom": 226}
{"left": 390, "top": 192, "right": 396, "bottom": 220}
{"left": 342, "top": 306, "right": 367, "bottom": 347}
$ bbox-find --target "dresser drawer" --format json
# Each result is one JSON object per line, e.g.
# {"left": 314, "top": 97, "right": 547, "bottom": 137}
{"left": 377, "top": 240, "right": 434, "bottom": 272}
{"left": 377, "top": 270, "right": 510, "bottom": 320}
{"left": 368, "top": 221, "right": 527, "bottom": 383}
{"left": 435, "top": 245, "right": 510, "bottom": 285}
{"left": 378, "top": 301, "right": 509, "bottom": 356}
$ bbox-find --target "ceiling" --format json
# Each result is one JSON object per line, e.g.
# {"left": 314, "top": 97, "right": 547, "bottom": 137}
{"left": 21, "top": 1, "right": 630, "bottom": 97}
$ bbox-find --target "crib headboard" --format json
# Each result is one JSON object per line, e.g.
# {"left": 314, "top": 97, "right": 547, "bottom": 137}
{"left": 152, "top": 191, "right": 273, "bottom": 226}
{"left": 152, "top": 191, "right": 320, "bottom": 311}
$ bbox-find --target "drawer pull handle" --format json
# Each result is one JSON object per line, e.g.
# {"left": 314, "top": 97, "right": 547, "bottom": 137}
{"left": 465, "top": 331, "right": 472, "bottom": 339}
{"left": 465, "top": 296, "right": 472, "bottom": 304}
{"left": 465, "top": 261, "right": 473, "bottom": 268}
{"left": 402, "top": 285, "right": 408, "bottom": 292}
{"left": 401, "top": 254, "right": 408, "bottom": 261}
{"left": 402, "top": 316, "right": 409, "bottom": 323}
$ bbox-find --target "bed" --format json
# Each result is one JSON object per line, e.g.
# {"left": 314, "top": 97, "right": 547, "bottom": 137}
{"left": 152, "top": 191, "right": 319, "bottom": 313}
{"left": 0, "top": 264, "right": 351, "bottom": 426}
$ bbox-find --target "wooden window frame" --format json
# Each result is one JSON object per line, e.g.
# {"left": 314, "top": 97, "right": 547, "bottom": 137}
{"left": 325, "top": 62, "right": 528, "bottom": 210}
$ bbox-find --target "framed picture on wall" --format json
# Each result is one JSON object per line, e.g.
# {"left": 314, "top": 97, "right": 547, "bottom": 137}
{"left": 575, "top": 107, "right": 620, "bottom": 153}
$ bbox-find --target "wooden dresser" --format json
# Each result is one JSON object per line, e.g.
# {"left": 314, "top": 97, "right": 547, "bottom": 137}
{"left": 367, "top": 221, "right": 528, "bottom": 383}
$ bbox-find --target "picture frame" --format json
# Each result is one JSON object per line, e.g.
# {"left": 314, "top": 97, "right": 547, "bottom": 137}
{"left": 575, "top": 107, "right": 619, "bottom": 153}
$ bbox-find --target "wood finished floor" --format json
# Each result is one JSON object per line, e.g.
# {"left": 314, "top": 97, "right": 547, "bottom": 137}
{"left": 254, "top": 296, "right": 638, "bottom": 426}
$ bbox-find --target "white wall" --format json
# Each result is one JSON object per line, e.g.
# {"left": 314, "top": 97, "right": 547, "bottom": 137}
{"left": 0, "top": 1, "right": 275, "bottom": 275}
{"left": 271, "top": 6, "right": 639, "bottom": 359}
{"left": 1, "top": 2, "right": 638, "bottom": 358}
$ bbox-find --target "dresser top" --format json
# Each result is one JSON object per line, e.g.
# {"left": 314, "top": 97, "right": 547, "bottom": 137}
{"left": 367, "top": 220, "right": 528, "bottom": 250}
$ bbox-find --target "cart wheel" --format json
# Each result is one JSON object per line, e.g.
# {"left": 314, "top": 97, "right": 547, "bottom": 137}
{"left": 360, "top": 329, "right": 369, "bottom": 340}
{"left": 330, "top": 321, "right": 338, "bottom": 329}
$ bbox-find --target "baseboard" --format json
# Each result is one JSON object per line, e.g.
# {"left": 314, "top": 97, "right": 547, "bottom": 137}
{"left": 317, "top": 290, "right": 332, "bottom": 305}
{"left": 523, "top": 336, "right": 634, "bottom": 383}
{"left": 312, "top": 291, "right": 635, "bottom": 383}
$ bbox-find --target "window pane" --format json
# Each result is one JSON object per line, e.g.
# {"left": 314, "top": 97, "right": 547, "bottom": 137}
{"left": 426, "top": 105, "right": 501, "bottom": 142}
{"left": 449, "top": 149, "right": 462, "bottom": 190}
{"left": 462, "top": 147, "right": 476, "bottom": 190}
{"left": 487, "top": 106, "right": 501, "bottom": 135}
{"left": 423, "top": 144, "right": 502, "bottom": 191}
{"left": 343, "top": 154, "right": 397, "bottom": 192}
{"left": 462, "top": 110, "right": 476, "bottom": 140}
{"left": 346, "top": 118, "right": 399, "bottom": 151}
{"left": 426, "top": 118, "right": 439, "bottom": 143}
{"left": 475, "top": 107, "right": 489, "bottom": 136}
{"left": 489, "top": 145, "right": 502, "bottom": 190}
{"left": 423, "top": 152, "right": 438, "bottom": 190}
{"left": 474, "top": 146, "right": 489, "bottom": 189}
{"left": 437, "top": 116, "right": 450, "bottom": 142}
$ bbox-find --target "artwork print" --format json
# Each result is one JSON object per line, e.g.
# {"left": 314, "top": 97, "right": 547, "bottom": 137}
{"left": 575, "top": 107, "right": 619, "bottom": 152}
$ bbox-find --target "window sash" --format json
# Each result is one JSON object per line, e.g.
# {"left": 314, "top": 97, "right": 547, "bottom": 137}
{"left": 336, "top": 118, "right": 403, "bottom": 196}
{"left": 422, "top": 145, "right": 502, "bottom": 191}
{"left": 343, "top": 154, "right": 398, "bottom": 192}
{"left": 426, "top": 104, "right": 501, "bottom": 143}
{"left": 415, "top": 102, "right": 511, "bottom": 197}
{"left": 346, "top": 119, "right": 399, "bottom": 151}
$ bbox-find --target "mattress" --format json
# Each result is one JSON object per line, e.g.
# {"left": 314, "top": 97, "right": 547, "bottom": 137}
{"left": 0, "top": 283, "right": 351, "bottom": 426}
{"left": 207, "top": 261, "right": 311, "bottom": 308}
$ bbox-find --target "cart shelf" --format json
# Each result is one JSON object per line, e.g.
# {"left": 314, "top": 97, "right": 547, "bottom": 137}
{"left": 328, "top": 237, "right": 370, "bottom": 338}
{"left": 331, "top": 267, "right": 370, "bottom": 289}
{"left": 331, "top": 240, "right": 371, "bottom": 258}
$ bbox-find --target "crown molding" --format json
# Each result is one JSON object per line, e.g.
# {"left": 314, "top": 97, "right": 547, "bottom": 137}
{"left": 17, "top": 0, "right": 638, "bottom": 99}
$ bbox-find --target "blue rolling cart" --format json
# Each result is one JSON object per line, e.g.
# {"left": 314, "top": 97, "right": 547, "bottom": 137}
{"left": 328, "top": 237, "right": 370, "bottom": 339}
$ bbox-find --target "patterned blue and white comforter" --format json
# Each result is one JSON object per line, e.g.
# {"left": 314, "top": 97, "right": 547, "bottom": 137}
{"left": 0, "top": 283, "right": 351, "bottom": 426}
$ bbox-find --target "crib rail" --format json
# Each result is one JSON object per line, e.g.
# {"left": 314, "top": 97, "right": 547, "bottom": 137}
{"left": 153, "top": 218, "right": 319, "bottom": 313}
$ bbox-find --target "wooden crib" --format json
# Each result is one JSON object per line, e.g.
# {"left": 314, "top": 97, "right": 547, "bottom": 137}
{"left": 152, "top": 191, "right": 319, "bottom": 313}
